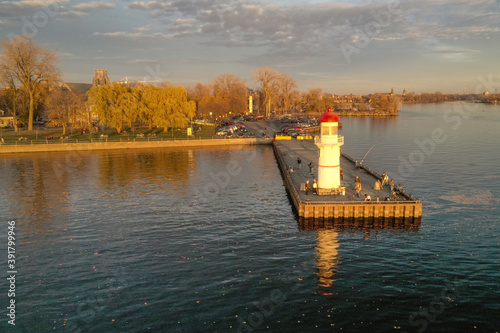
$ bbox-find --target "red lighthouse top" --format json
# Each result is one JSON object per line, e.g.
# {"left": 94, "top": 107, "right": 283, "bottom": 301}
{"left": 319, "top": 108, "right": 340, "bottom": 123}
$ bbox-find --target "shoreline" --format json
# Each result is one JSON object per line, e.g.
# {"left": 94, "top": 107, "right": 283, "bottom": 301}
{"left": 331, "top": 110, "right": 398, "bottom": 117}
{"left": 0, "top": 138, "right": 273, "bottom": 154}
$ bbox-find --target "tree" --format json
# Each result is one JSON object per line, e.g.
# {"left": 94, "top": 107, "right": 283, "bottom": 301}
{"left": 1, "top": 72, "right": 19, "bottom": 131}
{"left": 45, "top": 87, "right": 85, "bottom": 135}
{"left": 87, "top": 83, "right": 128, "bottom": 133}
{"left": 212, "top": 74, "right": 248, "bottom": 115}
{"left": 186, "top": 82, "right": 211, "bottom": 117}
{"left": 135, "top": 84, "right": 156, "bottom": 130}
{"left": 305, "top": 88, "right": 325, "bottom": 112}
{"left": 120, "top": 87, "right": 139, "bottom": 130}
{"left": 275, "top": 73, "right": 298, "bottom": 112}
{"left": 0, "top": 35, "right": 61, "bottom": 131}
{"left": 369, "top": 93, "right": 401, "bottom": 114}
{"left": 252, "top": 66, "right": 280, "bottom": 117}
{"left": 152, "top": 86, "right": 196, "bottom": 132}
{"left": 198, "top": 91, "right": 231, "bottom": 119}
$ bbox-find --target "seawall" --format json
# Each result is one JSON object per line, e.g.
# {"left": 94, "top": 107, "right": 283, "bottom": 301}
{"left": 0, "top": 138, "right": 273, "bottom": 154}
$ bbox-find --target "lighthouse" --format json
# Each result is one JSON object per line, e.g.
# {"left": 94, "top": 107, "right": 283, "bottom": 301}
{"left": 315, "top": 109, "right": 344, "bottom": 192}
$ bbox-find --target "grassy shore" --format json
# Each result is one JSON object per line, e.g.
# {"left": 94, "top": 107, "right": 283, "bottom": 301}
{"left": 0, "top": 125, "right": 217, "bottom": 144}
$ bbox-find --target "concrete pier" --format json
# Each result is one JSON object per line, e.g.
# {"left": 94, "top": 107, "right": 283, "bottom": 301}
{"left": 273, "top": 139, "right": 422, "bottom": 228}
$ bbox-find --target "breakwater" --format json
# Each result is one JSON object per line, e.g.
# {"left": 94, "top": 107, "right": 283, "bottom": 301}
{"left": 0, "top": 138, "right": 273, "bottom": 154}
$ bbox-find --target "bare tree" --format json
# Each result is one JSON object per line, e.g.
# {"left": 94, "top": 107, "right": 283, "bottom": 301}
{"left": 276, "top": 73, "right": 298, "bottom": 113}
{"left": 212, "top": 74, "right": 248, "bottom": 115}
{"left": 0, "top": 35, "right": 61, "bottom": 131}
{"left": 252, "top": 66, "right": 280, "bottom": 117}
{"left": 1, "top": 71, "right": 20, "bottom": 131}
{"left": 45, "top": 87, "right": 85, "bottom": 135}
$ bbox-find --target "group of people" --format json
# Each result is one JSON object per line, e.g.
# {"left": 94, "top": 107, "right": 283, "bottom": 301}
{"left": 295, "top": 157, "right": 404, "bottom": 200}
{"left": 355, "top": 172, "right": 404, "bottom": 201}
{"left": 304, "top": 179, "right": 318, "bottom": 195}
{"left": 295, "top": 157, "right": 318, "bottom": 195}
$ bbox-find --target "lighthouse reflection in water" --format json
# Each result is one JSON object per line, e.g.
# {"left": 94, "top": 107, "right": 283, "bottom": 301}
{"left": 315, "top": 229, "right": 340, "bottom": 295}
{"left": 303, "top": 219, "right": 420, "bottom": 294}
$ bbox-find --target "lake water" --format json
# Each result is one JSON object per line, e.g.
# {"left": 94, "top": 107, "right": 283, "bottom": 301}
{"left": 1, "top": 103, "right": 499, "bottom": 332}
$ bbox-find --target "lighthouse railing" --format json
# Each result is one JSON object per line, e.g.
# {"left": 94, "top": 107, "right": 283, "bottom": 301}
{"left": 317, "top": 135, "right": 344, "bottom": 145}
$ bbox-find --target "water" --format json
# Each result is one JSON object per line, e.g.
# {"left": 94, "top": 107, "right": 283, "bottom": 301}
{"left": 1, "top": 104, "right": 499, "bottom": 333}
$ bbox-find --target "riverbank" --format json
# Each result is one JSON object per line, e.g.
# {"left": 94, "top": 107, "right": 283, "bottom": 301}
{"left": 0, "top": 137, "right": 273, "bottom": 154}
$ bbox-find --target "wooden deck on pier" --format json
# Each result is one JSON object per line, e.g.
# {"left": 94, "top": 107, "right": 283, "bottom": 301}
{"left": 273, "top": 139, "right": 422, "bottom": 228}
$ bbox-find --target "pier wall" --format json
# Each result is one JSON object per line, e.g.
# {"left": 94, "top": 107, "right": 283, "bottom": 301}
{"left": 0, "top": 138, "right": 273, "bottom": 154}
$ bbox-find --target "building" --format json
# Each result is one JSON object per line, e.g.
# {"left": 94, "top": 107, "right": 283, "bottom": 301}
{"left": 92, "top": 69, "right": 111, "bottom": 87}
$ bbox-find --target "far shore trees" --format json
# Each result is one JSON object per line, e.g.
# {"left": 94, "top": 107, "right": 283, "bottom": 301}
{"left": 0, "top": 35, "right": 61, "bottom": 131}
{"left": 87, "top": 83, "right": 195, "bottom": 133}
{"left": 369, "top": 93, "right": 401, "bottom": 114}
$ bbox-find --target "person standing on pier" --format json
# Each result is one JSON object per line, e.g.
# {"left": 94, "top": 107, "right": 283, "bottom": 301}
{"left": 308, "top": 162, "right": 314, "bottom": 175}
{"left": 297, "top": 157, "right": 302, "bottom": 169}
{"left": 305, "top": 180, "right": 311, "bottom": 195}
{"left": 390, "top": 179, "right": 395, "bottom": 192}
{"left": 313, "top": 180, "right": 318, "bottom": 195}
{"left": 382, "top": 173, "right": 389, "bottom": 186}
{"left": 355, "top": 176, "right": 362, "bottom": 189}
{"left": 354, "top": 176, "right": 362, "bottom": 197}
{"left": 355, "top": 183, "right": 361, "bottom": 197}
{"left": 374, "top": 179, "right": 382, "bottom": 190}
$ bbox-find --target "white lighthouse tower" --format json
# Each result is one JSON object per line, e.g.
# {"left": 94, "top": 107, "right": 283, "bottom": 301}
{"left": 315, "top": 109, "right": 344, "bottom": 192}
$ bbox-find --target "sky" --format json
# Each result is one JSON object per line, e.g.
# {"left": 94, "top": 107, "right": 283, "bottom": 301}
{"left": 0, "top": 0, "right": 499, "bottom": 95}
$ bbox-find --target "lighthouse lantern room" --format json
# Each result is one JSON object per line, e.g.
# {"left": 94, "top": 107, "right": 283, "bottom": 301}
{"left": 315, "top": 108, "right": 344, "bottom": 193}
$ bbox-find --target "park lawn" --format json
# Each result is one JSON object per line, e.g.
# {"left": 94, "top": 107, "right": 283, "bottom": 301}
{"left": 0, "top": 125, "right": 216, "bottom": 143}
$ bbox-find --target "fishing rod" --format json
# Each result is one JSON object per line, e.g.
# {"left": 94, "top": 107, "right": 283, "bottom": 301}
{"left": 360, "top": 144, "right": 376, "bottom": 164}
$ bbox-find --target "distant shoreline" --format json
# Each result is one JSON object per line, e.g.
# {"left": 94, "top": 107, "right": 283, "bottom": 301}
{"left": 334, "top": 110, "right": 398, "bottom": 117}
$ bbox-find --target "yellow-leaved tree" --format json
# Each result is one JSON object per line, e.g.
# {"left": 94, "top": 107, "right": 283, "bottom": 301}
{"left": 152, "top": 85, "right": 196, "bottom": 133}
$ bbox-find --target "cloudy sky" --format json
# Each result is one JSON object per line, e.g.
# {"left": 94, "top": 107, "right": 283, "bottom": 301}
{"left": 1, "top": 0, "right": 499, "bottom": 94}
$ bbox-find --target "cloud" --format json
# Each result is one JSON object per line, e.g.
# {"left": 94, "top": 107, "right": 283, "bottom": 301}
{"left": 121, "top": 0, "right": 500, "bottom": 43}
{"left": 430, "top": 49, "right": 480, "bottom": 54}
{"left": 88, "top": 0, "right": 500, "bottom": 67}
{"left": 72, "top": 2, "right": 116, "bottom": 12}
{"left": 0, "top": 0, "right": 68, "bottom": 18}
{"left": 93, "top": 31, "right": 176, "bottom": 39}
{"left": 126, "top": 58, "right": 159, "bottom": 64}
{"left": 0, "top": 0, "right": 117, "bottom": 22}
{"left": 57, "top": 1, "right": 117, "bottom": 19}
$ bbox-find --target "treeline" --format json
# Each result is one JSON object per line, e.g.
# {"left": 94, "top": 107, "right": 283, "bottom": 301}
{"left": 186, "top": 67, "right": 300, "bottom": 118}
{"left": 402, "top": 91, "right": 498, "bottom": 103}
{"left": 301, "top": 90, "right": 400, "bottom": 114}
